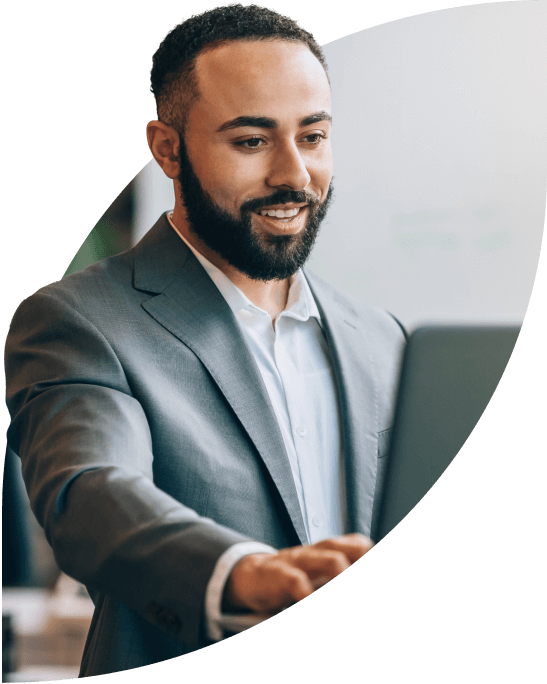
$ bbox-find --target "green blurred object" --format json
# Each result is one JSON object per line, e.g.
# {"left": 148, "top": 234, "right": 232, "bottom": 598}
{"left": 64, "top": 182, "right": 135, "bottom": 277}
{"left": 64, "top": 218, "right": 125, "bottom": 277}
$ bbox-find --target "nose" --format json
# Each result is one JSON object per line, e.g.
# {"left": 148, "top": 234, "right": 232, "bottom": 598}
{"left": 265, "top": 141, "right": 311, "bottom": 191}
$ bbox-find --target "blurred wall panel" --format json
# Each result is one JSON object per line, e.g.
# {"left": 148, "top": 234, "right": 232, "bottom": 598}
{"left": 311, "top": 3, "right": 546, "bottom": 328}
{"left": 132, "top": 158, "right": 175, "bottom": 246}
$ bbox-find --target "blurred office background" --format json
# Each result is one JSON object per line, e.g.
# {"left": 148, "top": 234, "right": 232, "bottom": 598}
{"left": 2, "top": 186, "right": 135, "bottom": 683}
{"left": 3, "top": 3, "right": 546, "bottom": 681}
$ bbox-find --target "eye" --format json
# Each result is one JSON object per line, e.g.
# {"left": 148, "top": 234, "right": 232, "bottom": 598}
{"left": 235, "top": 137, "right": 266, "bottom": 149}
{"left": 301, "top": 132, "right": 327, "bottom": 145}
{"left": 234, "top": 133, "right": 327, "bottom": 150}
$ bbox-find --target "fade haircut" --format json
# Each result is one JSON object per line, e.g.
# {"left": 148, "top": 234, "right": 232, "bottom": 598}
{"left": 150, "top": 3, "right": 328, "bottom": 134}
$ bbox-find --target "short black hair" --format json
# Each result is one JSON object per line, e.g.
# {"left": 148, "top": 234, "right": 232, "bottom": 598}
{"left": 150, "top": 3, "right": 328, "bottom": 133}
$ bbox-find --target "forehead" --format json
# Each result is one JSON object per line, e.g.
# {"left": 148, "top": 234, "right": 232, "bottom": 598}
{"left": 189, "top": 40, "right": 331, "bottom": 130}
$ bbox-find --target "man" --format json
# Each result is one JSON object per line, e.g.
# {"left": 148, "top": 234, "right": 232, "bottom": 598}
{"left": 4, "top": 4, "right": 405, "bottom": 676}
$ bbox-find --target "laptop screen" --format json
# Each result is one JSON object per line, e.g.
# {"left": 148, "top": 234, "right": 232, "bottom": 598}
{"left": 373, "top": 325, "right": 520, "bottom": 542}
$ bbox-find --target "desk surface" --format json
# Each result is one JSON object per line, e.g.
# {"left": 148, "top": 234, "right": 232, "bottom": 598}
{"left": 4, "top": 665, "right": 80, "bottom": 682}
{"left": 3, "top": 584, "right": 94, "bottom": 679}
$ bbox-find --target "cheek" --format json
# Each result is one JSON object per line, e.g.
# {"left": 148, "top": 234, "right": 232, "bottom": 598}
{"left": 185, "top": 139, "right": 245, "bottom": 201}
{"left": 198, "top": 150, "right": 266, "bottom": 206}
{"left": 304, "top": 138, "right": 333, "bottom": 188}
{"left": 311, "top": 155, "right": 333, "bottom": 199}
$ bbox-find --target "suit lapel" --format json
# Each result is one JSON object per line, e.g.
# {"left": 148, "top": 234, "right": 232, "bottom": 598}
{"left": 306, "top": 272, "right": 380, "bottom": 537}
{"left": 133, "top": 216, "right": 308, "bottom": 544}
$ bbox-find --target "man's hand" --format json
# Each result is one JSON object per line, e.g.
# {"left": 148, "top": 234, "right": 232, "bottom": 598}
{"left": 223, "top": 533, "right": 373, "bottom": 615}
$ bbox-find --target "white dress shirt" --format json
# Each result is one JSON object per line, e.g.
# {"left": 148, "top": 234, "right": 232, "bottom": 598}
{"left": 167, "top": 214, "right": 346, "bottom": 639}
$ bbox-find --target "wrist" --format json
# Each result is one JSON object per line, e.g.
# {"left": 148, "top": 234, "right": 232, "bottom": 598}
{"left": 222, "top": 553, "right": 267, "bottom": 613}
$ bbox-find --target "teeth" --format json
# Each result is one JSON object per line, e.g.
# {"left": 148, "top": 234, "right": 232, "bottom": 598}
{"left": 259, "top": 207, "right": 300, "bottom": 218}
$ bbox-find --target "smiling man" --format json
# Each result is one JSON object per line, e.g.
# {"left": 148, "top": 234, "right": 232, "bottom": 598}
{"left": 5, "top": 4, "right": 405, "bottom": 676}
{"left": 149, "top": 36, "right": 334, "bottom": 305}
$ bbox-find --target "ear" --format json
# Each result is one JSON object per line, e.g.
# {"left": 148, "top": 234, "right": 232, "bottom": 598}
{"left": 146, "top": 121, "right": 180, "bottom": 179}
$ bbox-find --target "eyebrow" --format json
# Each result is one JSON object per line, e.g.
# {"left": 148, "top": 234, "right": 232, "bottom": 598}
{"left": 216, "top": 110, "right": 332, "bottom": 132}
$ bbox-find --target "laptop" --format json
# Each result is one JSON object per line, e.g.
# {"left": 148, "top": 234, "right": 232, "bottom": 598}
{"left": 372, "top": 324, "right": 520, "bottom": 542}
{"left": 221, "top": 324, "right": 520, "bottom": 631}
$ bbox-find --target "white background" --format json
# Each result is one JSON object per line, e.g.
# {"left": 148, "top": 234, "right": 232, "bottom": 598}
{"left": 134, "top": 2, "right": 547, "bottom": 329}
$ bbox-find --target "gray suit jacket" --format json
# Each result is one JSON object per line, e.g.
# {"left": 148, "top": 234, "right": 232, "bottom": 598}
{"left": 5, "top": 214, "right": 405, "bottom": 676}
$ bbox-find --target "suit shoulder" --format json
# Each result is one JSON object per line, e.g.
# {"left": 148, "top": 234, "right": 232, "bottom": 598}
{"left": 41, "top": 249, "right": 134, "bottom": 303}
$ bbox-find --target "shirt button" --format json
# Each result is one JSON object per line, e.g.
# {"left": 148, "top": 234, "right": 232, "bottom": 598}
{"left": 296, "top": 425, "right": 307, "bottom": 437}
{"left": 312, "top": 515, "right": 323, "bottom": 527}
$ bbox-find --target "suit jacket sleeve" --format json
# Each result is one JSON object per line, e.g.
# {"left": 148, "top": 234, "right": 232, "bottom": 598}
{"left": 5, "top": 290, "right": 252, "bottom": 646}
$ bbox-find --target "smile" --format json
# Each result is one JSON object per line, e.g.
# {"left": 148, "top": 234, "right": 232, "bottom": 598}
{"left": 253, "top": 205, "right": 306, "bottom": 222}
{"left": 253, "top": 205, "right": 309, "bottom": 235}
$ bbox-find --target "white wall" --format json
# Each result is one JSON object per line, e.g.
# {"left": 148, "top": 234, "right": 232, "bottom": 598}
{"left": 134, "top": 2, "right": 547, "bottom": 329}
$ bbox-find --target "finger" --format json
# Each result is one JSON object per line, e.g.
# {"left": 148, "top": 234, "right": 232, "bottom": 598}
{"left": 313, "top": 533, "right": 374, "bottom": 563}
{"left": 247, "top": 563, "right": 315, "bottom": 613}
{"left": 278, "top": 565, "right": 316, "bottom": 603}
{"left": 311, "top": 575, "right": 331, "bottom": 590}
{"left": 287, "top": 548, "right": 351, "bottom": 579}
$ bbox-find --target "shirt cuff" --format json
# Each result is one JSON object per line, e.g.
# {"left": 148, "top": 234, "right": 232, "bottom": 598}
{"left": 205, "top": 541, "right": 277, "bottom": 642}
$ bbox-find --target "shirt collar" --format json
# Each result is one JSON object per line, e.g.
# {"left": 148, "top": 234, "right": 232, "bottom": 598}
{"left": 167, "top": 212, "right": 322, "bottom": 326}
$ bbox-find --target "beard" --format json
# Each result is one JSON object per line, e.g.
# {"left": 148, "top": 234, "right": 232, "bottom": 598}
{"left": 176, "top": 137, "right": 334, "bottom": 282}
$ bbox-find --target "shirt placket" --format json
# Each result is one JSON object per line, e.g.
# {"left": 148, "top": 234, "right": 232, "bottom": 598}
{"left": 273, "top": 316, "right": 329, "bottom": 544}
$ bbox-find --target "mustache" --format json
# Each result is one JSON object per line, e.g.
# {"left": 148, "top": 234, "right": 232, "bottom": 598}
{"left": 240, "top": 190, "right": 322, "bottom": 215}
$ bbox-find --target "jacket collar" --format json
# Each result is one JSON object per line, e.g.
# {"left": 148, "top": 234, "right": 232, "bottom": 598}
{"left": 305, "top": 272, "right": 380, "bottom": 537}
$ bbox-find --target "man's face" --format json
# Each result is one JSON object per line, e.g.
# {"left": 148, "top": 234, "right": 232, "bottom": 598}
{"left": 177, "top": 39, "right": 333, "bottom": 281}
